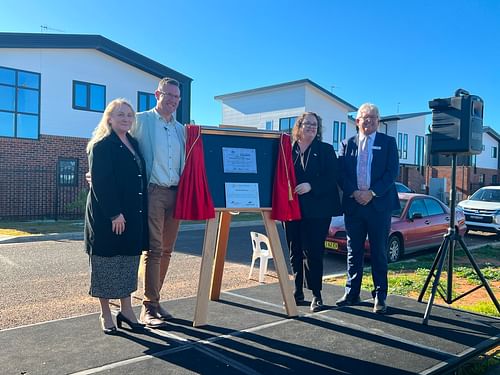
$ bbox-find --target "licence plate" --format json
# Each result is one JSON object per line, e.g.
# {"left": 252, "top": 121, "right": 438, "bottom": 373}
{"left": 324, "top": 241, "right": 339, "bottom": 250}
{"left": 469, "top": 215, "right": 483, "bottom": 220}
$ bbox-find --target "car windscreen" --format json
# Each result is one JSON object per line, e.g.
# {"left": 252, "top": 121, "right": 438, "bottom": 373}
{"left": 469, "top": 189, "right": 500, "bottom": 202}
{"left": 392, "top": 199, "right": 407, "bottom": 217}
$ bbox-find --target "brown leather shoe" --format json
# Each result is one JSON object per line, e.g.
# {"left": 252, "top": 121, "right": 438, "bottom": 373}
{"left": 140, "top": 304, "right": 167, "bottom": 328}
{"left": 156, "top": 305, "right": 174, "bottom": 321}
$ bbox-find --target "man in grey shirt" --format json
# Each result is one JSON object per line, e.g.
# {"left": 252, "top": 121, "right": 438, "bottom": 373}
{"left": 130, "top": 77, "right": 186, "bottom": 327}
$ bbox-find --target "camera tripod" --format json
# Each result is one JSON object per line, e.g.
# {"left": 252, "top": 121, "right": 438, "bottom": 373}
{"left": 418, "top": 154, "right": 500, "bottom": 325}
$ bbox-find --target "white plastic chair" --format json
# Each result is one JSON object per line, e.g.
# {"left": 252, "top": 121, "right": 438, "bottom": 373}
{"left": 249, "top": 231, "right": 273, "bottom": 283}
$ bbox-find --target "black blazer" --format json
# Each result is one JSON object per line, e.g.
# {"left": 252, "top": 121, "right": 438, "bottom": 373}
{"left": 292, "top": 139, "right": 342, "bottom": 219}
{"left": 84, "top": 131, "right": 148, "bottom": 257}
{"left": 338, "top": 132, "right": 400, "bottom": 214}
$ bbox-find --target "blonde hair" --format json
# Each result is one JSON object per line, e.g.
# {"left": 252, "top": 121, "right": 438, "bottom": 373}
{"left": 86, "top": 98, "right": 135, "bottom": 154}
{"left": 291, "top": 112, "right": 323, "bottom": 142}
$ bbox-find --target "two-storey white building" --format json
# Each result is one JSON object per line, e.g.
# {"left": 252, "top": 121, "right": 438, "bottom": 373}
{"left": 0, "top": 32, "right": 192, "bottom": 219}
{"left": 216, "top": 79, "right": 430, "bottom": 192}
{"left": 215, "top": 79, "right": 358, "bottom": 146}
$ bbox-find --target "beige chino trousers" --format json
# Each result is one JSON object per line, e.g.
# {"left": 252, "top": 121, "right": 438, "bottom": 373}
{"left": 141, "top": 184, "right": 180, "bottom": 305}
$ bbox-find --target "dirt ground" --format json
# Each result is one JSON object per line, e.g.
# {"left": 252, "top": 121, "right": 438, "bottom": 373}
{"left": 409, "top": 276, "right": 500, "bottom": 313}
{"left": 0, "top": 252, "right": 278, "bottom": 330}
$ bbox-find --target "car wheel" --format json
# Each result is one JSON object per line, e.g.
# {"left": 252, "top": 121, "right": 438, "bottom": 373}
{"left": 387, "top": 235, "right": 402, "bottom": 263}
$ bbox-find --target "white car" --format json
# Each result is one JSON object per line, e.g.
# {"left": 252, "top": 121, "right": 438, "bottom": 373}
{"left": 457, "top": 186, "right": 500, "bottom": 236}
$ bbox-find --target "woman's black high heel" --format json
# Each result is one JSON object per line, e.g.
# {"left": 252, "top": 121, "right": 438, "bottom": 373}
{"left": 116, "top": 312, "right": 145, "bottom": 332}
{"left": 99, "top": 315, "right": 117, "bottom": 335}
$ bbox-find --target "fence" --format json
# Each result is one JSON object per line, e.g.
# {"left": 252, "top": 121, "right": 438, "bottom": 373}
{"left": 0, "top": 167, "right": 87, "bottom": 220}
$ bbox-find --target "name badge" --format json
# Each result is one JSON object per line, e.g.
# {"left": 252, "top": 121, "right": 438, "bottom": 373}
{"left": 373, "top": 146, "right": 381, "bottom": 150}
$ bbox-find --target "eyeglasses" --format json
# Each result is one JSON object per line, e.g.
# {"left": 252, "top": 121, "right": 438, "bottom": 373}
{"left": 301, "top": 122, "right": 318, "bottom": 128}
{"left": 158, "top": 91, "right": 181, "bottom": 100}
{"left": 358, "top": 116, "right": 378, "bottom": 122}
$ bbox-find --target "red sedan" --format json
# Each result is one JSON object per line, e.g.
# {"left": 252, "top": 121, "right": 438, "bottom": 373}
{"left": 324, "top": 193, "right": 467, "bottom": 262}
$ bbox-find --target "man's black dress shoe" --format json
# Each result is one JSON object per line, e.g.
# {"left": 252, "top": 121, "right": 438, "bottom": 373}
{"left": 335, "top": 294, "right": 361, "bottom": 307}
{"left": 310, "top": 297, "right": 324, "bottom": 312}
{"left": 373, "top": 297, "right": 387, "bottom": 314}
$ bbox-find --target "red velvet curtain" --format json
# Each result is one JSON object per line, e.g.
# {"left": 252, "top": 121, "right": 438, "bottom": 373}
{"left": 271, "top": 133, "right": 301, "bottom": 221}
{"left": 174, "top": 125, "right": 215, "bottom": 220}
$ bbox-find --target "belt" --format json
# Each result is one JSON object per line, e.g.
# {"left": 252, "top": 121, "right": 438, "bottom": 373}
{"left": 149, "top": 183, "right": 178, "bottom": 191}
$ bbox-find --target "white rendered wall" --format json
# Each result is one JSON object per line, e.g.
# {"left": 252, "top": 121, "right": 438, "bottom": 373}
{"left": 476, "top": 132, "right": 499, "bottom": 169}
{"left": 0, "top": 48, "right": 160, "bottom": 138}
{"left": 220, "top": 85, "right": 306, "bottom": 128}
{"left": 219, "top": 84, "right": 356, "bottom": 146}
{"left": 304, "top": 87, "right": 350, "bottom": 145}
{"left": 394, "top": 116, "right": 427, "bottom": 165}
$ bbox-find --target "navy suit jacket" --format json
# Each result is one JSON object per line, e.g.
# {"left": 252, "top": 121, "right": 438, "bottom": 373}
{"left": 338, "top": 132, "right": 400, "bottom": 214}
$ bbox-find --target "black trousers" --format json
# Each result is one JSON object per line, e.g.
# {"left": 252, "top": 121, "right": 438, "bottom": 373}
{"left": 284, "top": 217, "right": 331, "bottom": 297}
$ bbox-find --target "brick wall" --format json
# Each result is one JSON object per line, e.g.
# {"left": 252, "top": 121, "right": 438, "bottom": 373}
{"left": 0, "top": 134, "right": 88, "bottom": 170}
{"left": 0, "top": 134, "right": 89, "bottom": 219}
{"left": 406, "top": 167, "right": 426, "bottom": 193}
{"left": 426, "top": 166, "right": 499, "bottom": 201}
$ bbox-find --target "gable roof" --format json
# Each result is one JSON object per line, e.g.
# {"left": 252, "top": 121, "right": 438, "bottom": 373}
{"left": 0, "top": 32, "right": 192, "bottom": 82}
{"left": 380, "top": 111, "right": 431, "bottom": 121}
{"left": 484, "top": 126, "right": 500, "bottom": 143}
{"left": 215, "top": 78, "right": 357, "bottom": 111}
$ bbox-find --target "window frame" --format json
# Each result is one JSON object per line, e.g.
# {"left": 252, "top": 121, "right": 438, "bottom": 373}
{"left": 0, "top": 65, "right": 41, "bottom": 140}
{"left": 72, "top": 80, "right": 106, "bottom": 113}
{"left": 332, "top": 121, "right": 339, "bottom": 151}
{"left": 279, "top": 116, "right": 297, "bottom": 133}
{"left": 340, "top": 122, "right": 346, "bottom": 143}
{"left": 137, "top": 91, "right": 156, "bottom": 112}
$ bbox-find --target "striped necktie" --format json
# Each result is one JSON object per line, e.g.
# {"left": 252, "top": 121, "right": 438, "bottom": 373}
{"left": 357, "top": 136, "right": 369, "bottom": 191}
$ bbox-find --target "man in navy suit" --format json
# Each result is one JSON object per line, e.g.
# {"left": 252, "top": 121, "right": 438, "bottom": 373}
{"left": 336, "top": 103, "right": 399, "bottom": 314}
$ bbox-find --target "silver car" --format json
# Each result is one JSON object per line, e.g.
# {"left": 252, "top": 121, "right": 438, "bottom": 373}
{"left": 457, "top": 186, "right": 500, "bottom": 236}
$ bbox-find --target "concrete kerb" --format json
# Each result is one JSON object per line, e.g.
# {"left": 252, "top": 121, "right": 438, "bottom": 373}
{"left": 0, "top": 220, "right": 265, "bottom": 245}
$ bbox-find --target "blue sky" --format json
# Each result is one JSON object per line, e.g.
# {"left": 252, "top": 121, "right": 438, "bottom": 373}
{"left": 2, "top": 0, "right": 499, "bottom": 132}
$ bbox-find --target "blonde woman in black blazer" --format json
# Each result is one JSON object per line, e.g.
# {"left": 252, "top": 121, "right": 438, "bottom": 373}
{"left": 84, "top": 98, "right": 148, "bottom": 334}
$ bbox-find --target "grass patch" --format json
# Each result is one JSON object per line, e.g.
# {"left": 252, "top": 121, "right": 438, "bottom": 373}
{"left": 0, "top": 212, "right": 263, "bottom": 237}
{"left": 0, "top": 220, "right": 84, "bottom": 236}
{"left": 324, "top": 245, "right": 500, "bottom": 318}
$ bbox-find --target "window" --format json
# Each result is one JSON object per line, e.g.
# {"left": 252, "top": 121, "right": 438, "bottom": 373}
{"left": 479, "top": 174, "right": 485, "bottom": 184}
{"left": 72, "top": 80, "right": 105, "bottom": 112}
{"left": 408, "top": 199, "right": 428, "bottom": 218}
{"left": 492, "top": 175, "right": 498, "bottom": 185}
{"left": 402, "top": 133, "right": 408, "bottom": 159}
{"left": 492, "top": 146, "right": 498, "bottom": 158}
{"left": 137, "top": 91, "right": 156, "bottom": 112}
{"left": 332, "top": 121, "right": 339, "bottom": 151}
{"left": 340, "top": 122, "right": 346, "bottom": 143}
{"left": 279, "top": 117, "right": 297, "bottom": 133}
{"left": 424, "top": 198, "right": 445, "bottom": 216}
{"left": 58, "top": 158, "right": 78, "bottom": 186}
{"left": 265, "top": 120, "right": 273, "bottom": 130}
{"left": 415, "top": 135, "right": 425, "bottom": 167}
{"left": 397, "top": 133, "right": 402, "bottom": 158}
{"left": 0, "top": 66, "right": 40, "bottom": 139}
{"left": 397, "top": 132, "right": 408, "bottom": 159}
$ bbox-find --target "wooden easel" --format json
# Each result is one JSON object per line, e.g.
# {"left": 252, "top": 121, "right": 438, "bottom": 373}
{"left": 193, "top": 209, "right": 298, "bottom": 327}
